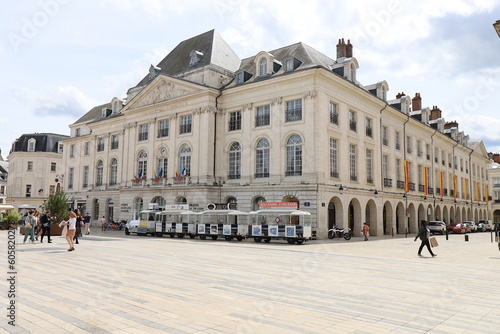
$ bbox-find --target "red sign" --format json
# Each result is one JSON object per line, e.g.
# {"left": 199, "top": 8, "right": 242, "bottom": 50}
{"left": 259, "top": 202, "right": 298, "bottom": 209}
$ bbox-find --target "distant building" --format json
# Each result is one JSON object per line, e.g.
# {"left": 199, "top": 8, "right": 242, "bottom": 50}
{"left": 0, "top": 150, "right": 9, "bottom": 211}
{"left": 58, "top": 30, "right": 491, "bottom": 237}
{"left": 7, "top": 133, "right": 68, "bottom": 212}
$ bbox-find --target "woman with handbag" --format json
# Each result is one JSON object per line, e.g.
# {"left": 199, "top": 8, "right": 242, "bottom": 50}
{"left": 23, "top": 210, "right": 35, "bottom": 243}
{"left": 60, "top": 211, "right": 77, "bottom": 251}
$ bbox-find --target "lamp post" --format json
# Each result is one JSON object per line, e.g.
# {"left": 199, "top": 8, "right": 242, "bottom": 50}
{"left": 494, "top": 20, "right": 500, "bottom": 38}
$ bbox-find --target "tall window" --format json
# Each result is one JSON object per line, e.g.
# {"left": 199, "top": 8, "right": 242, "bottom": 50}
{"left": 179, "top": 145, "right": 191, "bottom": 176}
{"left": 349, "top": 144, "right": 357, "bottom": 182}
{"left": 259, "top": 58, "right": 267, "bottom": 76}
{"left": 27, "top": 161, "right": 33, "bottom": 171}
{"left": 158, "top": 119, "right": 169, "bottom": 138}
{"left": 84, "top": 142, "right": 90, "bottom": 155}
{"left": 96, "top": 160, "right": 104, "bottom": 186}
{"left": 382, "top": 126, "right": 388, "bottom": 146}
{"left": 255, "top": 138, "right": 270, "bottom": 178}
{"left": 228, "top": 111, "right": 241, "bottom": 131}
{"left": 426, "top": 144, "right": 431, "bottom": 160}
{"left": 26, "top": 185, "right": 31, "bottom": 198}
{"left": 366, "top": 149, "right": 373, "bottom": 183}
{"left": 68, "top": 168, "right": 74, "bottom": 189}
{"left": 330, "top": 102, "right": 338, "bottom": 125}
{"left": 75, "top": 128, "right": 81, "bottom": 137}
{"left": 417, "top": 140, "right": 422, "bottom": 157}
{"left": 406, "top": 136, "right": 412, "bottom": 154}
{"left": 395, "top": 131, "right": 401, "bottom": 150}
{"left": 111, "top": 135, "right": 119, "bottom": 150}
{"left": 330, "top": 138, "right": 338, "bottom": 178}
{"left": 418, "top": 165, "right": 423, "bottom": 186}
{"left": 138, "top": 124, "right": 149, "bottom": 141}
{"left": 228, "top": 142, "right": 241, "bottom": 179}
{"left": 109, "top": 158, "right": 118, "bottom": 186}
{"left": 157, "top": 158, "right": 168, "bottom": 178}
{"left": 51, "top": 162, "right": 56, "bottom": 172}
{"left": 70, "top": 144, "right": 76, "bottom": 157}
{"left": 365, "top": 118, "right": 372, "bottom": 138}
{"left": 255, "top": 105, "right": 270, "bottom": 127}
{"left": 137, "top": 151, "right": 147, "bottom": 179}
{"left": 349, "top": 110, "right": 357, "bottom": 132}
{"left": 28, "top": 139, "right": 36, "bottom": 152}
{"left": 286, "top": 135, "right": 302, "bottom": 176}
{"left": 180, "top": 115, "right": 192, "bottom": 134}
{"left": 83, "top": 166, "right": 89, "bottom": 188}
{"left": 285, "top": 99, "right": 302, "bottom": 122}
{"left": 97, "top": 138, "right": 104, "bottom": 152}
{"left": 396, "top": 159, "right": 402, "bottom": 181}
{"left": 383, "top": 155, "right": 389, "bottom": 179}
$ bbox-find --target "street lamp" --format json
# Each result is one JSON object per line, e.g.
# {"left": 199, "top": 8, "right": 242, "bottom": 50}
{"left": 494, "top": 20, "right": 500, "bottom": 38}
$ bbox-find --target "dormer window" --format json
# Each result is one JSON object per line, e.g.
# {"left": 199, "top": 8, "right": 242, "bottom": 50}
{"left": 148, "top": 64, "right": 161, "bottom": 81}
{"left": 284, "top": 58, "right": 294, "bottom": 72}
{"left": 28, "top": 138, "right": 36, "bottom": 152}
{"left": 102, "top": 108, "right": 111, "bottom": 118}
{"left": 259, "top": 58, "right": 268, "bottom": 76}
{"left": 190, "top": 50, "right": 203, "bottom": 66}
{"left": 236, "top": 71, "right": 244, "bottom": 84}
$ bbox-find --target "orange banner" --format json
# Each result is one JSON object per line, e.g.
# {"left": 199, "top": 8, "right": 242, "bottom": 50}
{"left": 404, "top": 161, "right": 410, "bottom": 192}
{"left": 453, "top": 175, "right": 457, "bottom": 198}
{"left": 423, "top": 167, "right": 428, "bottom": 195}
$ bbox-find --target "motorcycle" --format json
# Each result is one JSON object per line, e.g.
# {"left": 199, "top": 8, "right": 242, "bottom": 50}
{"left": 328, "top": 226, "right": 351, "bottom": 240}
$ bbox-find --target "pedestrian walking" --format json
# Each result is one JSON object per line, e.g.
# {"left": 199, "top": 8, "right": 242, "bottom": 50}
{"left": 60, "top": 211, "right": 77, "bottom": 251}
{"left": 34, "top": 211, "right": 42, "bottom": 241}
{"left": 23, "top": 210, "right": 35, "bottom": 243}
{"left": 40, "top": 210, "right": 52, "bottom": 243}
{"left": 73, "top": 209, "right": 83, "bottom": 244}
{"left": 101, "top": 216, "right": 107, "bottom": 231}
{"left": 84, "top": 212, "right": 91, "bottom": 235}
{"left": 362, "top": 223, "right": 370, "bottom": 241}
{"left": 414, "top": 220, "right": 436, "bottom": 257}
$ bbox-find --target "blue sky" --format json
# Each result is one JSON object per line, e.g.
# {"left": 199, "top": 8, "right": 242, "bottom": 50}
{"left": 1, "top": 0, "right": 499, "bottom": 158}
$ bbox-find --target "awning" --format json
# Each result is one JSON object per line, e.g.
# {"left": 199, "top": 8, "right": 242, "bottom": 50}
{"left": 0, "top": 204, "right": 15, "bottom": 211}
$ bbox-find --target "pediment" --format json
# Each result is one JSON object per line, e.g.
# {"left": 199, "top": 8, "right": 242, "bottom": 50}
{"left": 126, "top": 76, "right": 201, "bottom": 110}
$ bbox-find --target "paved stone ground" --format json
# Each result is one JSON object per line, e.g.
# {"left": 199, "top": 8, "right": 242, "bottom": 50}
{"left": 1, "top": 228, "right": 499, "bottom": 334}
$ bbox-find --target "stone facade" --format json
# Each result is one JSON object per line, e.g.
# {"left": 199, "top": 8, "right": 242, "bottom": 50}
{"left": 56, "top": 30, "right": 492, "bottom": 238}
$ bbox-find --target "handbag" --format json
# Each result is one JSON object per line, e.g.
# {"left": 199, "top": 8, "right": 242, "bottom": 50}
{"left": 25, "top": 217, "right": 32, "bottom": 229}
{"left": 430, "top": 236, "right": 439, "bottom": 247}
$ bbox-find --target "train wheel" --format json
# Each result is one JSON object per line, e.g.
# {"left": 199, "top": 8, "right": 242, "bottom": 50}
{"left": 169, "top": 234, "right": 175, "bottom": 238}
{"left": 236, "top": 235, "right": 243, "bottom": 241}
{"left": 264, "top": 238, "right": 271, "bottom": 243}
{"left": 254, "top": 237, "right": 262, "bottom": 243}
{"left": 199, "top": 235, "right": 207, "bottom": 240}
{"left": 296, "top": 239, "right": 304, "bottom": 245}
{"left": 225, "top": 236, "right": 233, "bottom": 241}
{"left": 211, "top": 235, "right": 218, "bottom": 240}
{"left": 178, "top": 234, "right": 185, "bottom": 239}
{"left": 189, "top": 234, "right": 195, "bottom": 239}
{"left": 286, "top": 238, "right": 295, "bottom": 244}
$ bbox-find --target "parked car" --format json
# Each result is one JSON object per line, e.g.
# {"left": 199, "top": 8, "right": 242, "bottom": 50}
{"left": 428, "top": 221, "right": 446, "bottom": 235}
{"left": 463, "top": 221, "right": 477, "bottom": 232}
{"left": 478, "top": 220, "right": 492, "bottom": 231}
{"left": 448, "top": 223, "right": 466, "bottom": 234}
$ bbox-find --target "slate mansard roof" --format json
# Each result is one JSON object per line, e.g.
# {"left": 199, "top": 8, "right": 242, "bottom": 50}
{"left": 10, "top": 133, "right": 69, "bottom": 154}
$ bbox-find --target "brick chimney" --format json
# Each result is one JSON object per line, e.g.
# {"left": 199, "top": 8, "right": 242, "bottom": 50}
{"left": 346, "top": 39, "right": 353, "bottom": 58}
{"left": 429, "top": 106, "right": 442, "bottom": 120}
{"left": 396, "top": 92, "right": 406, "bottom": 99}
{"left": 336, "top": 38, "right": 346, "bottom": 58}
{"left": 444, "top": 120, "right": 458, "bottom": 129}
{"left": 412, "top": 93, "right": 422, "bottom": 111}
{"left": 493, "top": 153, "right": 500, "bottom": 164}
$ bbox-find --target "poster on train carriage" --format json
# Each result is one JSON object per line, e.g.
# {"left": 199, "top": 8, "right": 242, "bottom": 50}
{"left": 223, "top": 225, "right": 231, "bottom": 235}
{"left": 165, "top": 223, "right": 172, "bottom": 232}
{"left": 252, "top": 225, "right": 262, "bottom": 236}
{"left": 155, "top": 222, "right": 162, "bottom": 232}
{"left": 286, "top": 226, "right": 296, "bottom": 237}
{"left": 210, "top": 224, "right": 218, "bottom": 234}
{"left": 269, "top": 226, "right": 278, "bottom": 237}
{"left": 197, "top": 224, "right": 206, "bottom": 234}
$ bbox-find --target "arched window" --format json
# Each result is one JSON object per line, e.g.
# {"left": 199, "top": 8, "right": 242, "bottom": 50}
{"left": 137, "top": 151, "right": 147, "bottom": 179}
{"left": 96, "top": 160, "right": 104, "bottom": 186}
{"left": 259, "top": 58, "right": 267, "bottom": 76}
{"left": 228, "top": 142, "right": 241, "bottom": 179}
{"left": 226, "top": 196, "right": 237, "bottom": 210}
{"left": 109, "top": 158, "right": 118, "bottom": 186}
{"left": 152, "top": 196, "right": 166, "bottom": 209}
{"left": 28, "top": 138, "right": 36, "bottom": 152}
{"left": 255, "top": 138, "right": 270, "bottom": 178}
{"left": 286, "top": 135, "right": 302, "bottom": 176}
{"left": 253, "top": 196, "right": 266, "bottom": 211}
{"left": 176, "top": 196, "right": 187, "bottom": 204}
{"left": 179, "top": 145, "right": 191, "bottom": 177}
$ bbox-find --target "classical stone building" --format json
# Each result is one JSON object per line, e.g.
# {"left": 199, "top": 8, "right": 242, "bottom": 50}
{"left": 0, "top": 150, "right": 9, "bottom": 209}
{"left": 61, "top": 30, "right": 491, "bottom": 237}
{"left": 7, "top": 133, "right": 68, "bottom": 211}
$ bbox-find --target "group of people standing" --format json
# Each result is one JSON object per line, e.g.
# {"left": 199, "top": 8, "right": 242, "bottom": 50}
{"left": 23, "top": 209, "right": 92, "bottom": 252}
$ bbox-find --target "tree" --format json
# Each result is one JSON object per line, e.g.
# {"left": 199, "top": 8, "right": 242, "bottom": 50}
{"left": 5, "top": 211, "right": 20, "bottom": 226}
{"left": 44, "top": 189, "right": 69, "bottom": 224}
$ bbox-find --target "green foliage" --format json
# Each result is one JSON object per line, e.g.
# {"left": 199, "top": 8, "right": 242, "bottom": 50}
{"left": 5, "top": 211, "right": 20, "bottom": 225}
{"left": 44, "top": 189, "right": 70, "bottom": 223}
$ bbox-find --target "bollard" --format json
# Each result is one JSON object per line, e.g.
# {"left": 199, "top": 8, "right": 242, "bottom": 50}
{"left": 465, "top": 234, "right": 469, "bottom": 242}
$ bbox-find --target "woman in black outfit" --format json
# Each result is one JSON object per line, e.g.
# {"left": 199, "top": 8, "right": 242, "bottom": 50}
{"left": 73, "top": 209, "right": 83, "bottom": 244}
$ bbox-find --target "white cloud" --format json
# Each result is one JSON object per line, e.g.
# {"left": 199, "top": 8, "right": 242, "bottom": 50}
{"left": 11, "top": 85, "right": 97, "bottom": 118}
